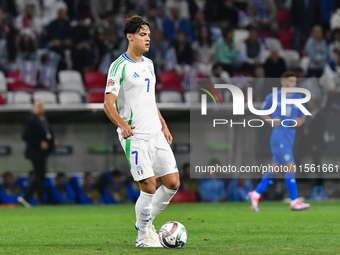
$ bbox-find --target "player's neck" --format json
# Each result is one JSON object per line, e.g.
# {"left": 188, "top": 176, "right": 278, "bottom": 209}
{"left": 125, "top": 48, "right": 143, "bottom": 63}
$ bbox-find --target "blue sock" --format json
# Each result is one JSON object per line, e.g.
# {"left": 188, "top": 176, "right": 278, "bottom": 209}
{"left": 255, "top": 172, "right": 276, "bottom": 195}
{"left": 285, "top": 173, "right": 298, "bottom": 200}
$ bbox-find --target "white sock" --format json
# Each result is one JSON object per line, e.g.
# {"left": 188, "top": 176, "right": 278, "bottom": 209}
{"left": 290, "top": 198, "right": 299, "bottom": 205}
{"left": 135, "top": 191, "right": 154, "bottom": 241}
{"left": 150, "top": 185, "right": 177, "bottom": 225}
{"left": 252, "top": 191, "right": 261, "bottom": 199}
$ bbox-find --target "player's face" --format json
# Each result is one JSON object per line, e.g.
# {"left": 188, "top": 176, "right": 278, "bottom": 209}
{"left": 131, "top": 25, "right": 151, "bottom": 53}
{"left": 281, "top": 76, "right": 297, "bottom": 88}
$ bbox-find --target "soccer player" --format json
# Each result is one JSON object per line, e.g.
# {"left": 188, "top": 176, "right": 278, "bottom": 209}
{"left": 248, "top": 72, "right": 311, "bottom": 212}
{"left": 103, "top": 16, "right": 180, "bottom": 247}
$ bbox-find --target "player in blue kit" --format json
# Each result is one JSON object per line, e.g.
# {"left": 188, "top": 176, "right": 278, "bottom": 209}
{"left": 248, "top": 72, "right": 311, "bottom": 211}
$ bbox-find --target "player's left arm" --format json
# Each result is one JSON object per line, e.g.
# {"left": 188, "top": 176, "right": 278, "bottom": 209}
{"left": 157, "top": 107, "right": 173, "bottom": 145}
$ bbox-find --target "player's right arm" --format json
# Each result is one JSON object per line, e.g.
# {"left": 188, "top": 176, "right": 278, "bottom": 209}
{"left": 104, "top": 93, "right": 135, "bottom": 138}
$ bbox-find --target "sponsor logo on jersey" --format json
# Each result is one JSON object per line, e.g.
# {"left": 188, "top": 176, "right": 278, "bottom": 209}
{"left": 107, "top": 79, "right": 115, "bottom": 87}
{"left": 174, "top": 164, "right": 178, "bottom": 169}
{"left": 136, "top": 165, "right": 143, "bottom": 176}
{"left": 132, "top": 72, "right": 140, "bottom": 78}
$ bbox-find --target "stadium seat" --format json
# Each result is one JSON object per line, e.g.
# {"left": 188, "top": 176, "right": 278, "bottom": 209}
{"left": 58, "top": 70, "right": 85, "bottom": 95}
{"left": 59, "top": 91, "right": 83, "bottom": 104}
{"left": 265, "top": 37, "right": 283, "bottom": 51}
{"left": 277, "top": 10, "right": 290, "bottom": 30}
{"left": 184, "top": 91, "right": 200, "bottom": 103}
{"left": 84, "top": 71, "right": 106, "bottom": 91}
{"left": 159, "top": 71, "right": 182, "bottom": 90}
{"left": 0, "top": 71, "right": 7, "bottom": 92}
{"left": 88, "top": 92, "right": 105, "bottom": 103}
{"left": 280, "top": 50, "right": 300, "bottom": 70}
{"left": 234, "top": 29, "right": 249, "bottom": 44}
{"left": 33, "top": 90, "right": 57, "bottom": 104}
{"left": 7, "top": 91, "right": 31, "bottom": 104}
{"left": 0, "top": 93, "right": 5, "bottom": 104}
{"left": 159, "top": 91, "right": 182, "bottom": 103}
{"left": 278, "top": 30, "right": 294, "bottom": 50}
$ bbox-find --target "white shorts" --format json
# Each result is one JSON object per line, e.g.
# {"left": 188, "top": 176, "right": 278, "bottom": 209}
{"left": 119, "top": 131, "right": 178, "bottom": 181}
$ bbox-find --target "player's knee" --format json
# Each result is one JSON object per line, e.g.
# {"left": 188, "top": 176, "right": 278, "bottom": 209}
{"left": 138, "top": 178, "right": 157, "bottom": 194}
{"left": 166, "top": 179, "right": 180, "bottom": 190}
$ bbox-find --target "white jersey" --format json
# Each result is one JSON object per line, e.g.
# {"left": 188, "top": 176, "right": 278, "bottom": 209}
{"left": 105, "top": 53, "right": 162, "bottom": 140}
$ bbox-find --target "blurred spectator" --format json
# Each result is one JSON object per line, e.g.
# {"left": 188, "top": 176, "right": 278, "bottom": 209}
{"left": 198, "top": 159, "right": 225, "bottom": 203}
{"left": 187, "top": 0, "right": 206, "bottom": 21}
{"left": 198, "top": 175, "right": 225, "bottom": 203}
{"left": 329, "top": 28, "right": 340, "bottom": 61}
{"left": 192, "top": 10, "right": 211, "bottom": 40}
{"left": 330, "top": 8, "right": 340, "bottom": 30}
{"left": 165, "top": 0, "right": 190, "bottom": 20}
{"left": 90, "top": 0, "right": 114, "bottom": 23}
{"left": 42, "top": 0, "right": 68, "bottom": 25}
{"left": 63, "top": 0, "right": 91, "bottom": 21}
{"left": 217, "top": 0, "right": 239, "bottom": 28}
{"left": 227, "top": 178, "right": 253, "bottom": 202}
{"left": 144, "top": 29, "right": 169, "bottom": 74}
{"left": 239, "top": 27, "right": 264, "bottom": 73}
{"left": 192, "top": 26, "right": 215, "bottom": 76}
{"left": 20, "top": 101, "right": 55, "bottom": 205}
{"left": 136, "top": 0, "right": 165, "bottom": 17}
{"left": 81, "top": 172, "right": 102, "bottom": 204}
{"left": 290, "top": 0, "right": 322, "bottom": 52}
{"left": 144, "top": 7, "right": 163, "bottom": 32}
{"left": 102, "top": 170, "right": 130, "bottom": 204}
{"left": 295, "top": 98, "right": 326, "bottom": 168}
{"left": 305, "top": 26, "right": 328, "bottom": 78}
{"left": 210, "top": 63, "right": 231, "bottom": 84}
{"left": 252, "top": 63, "right": 266, "bottom": 101}
{"left": 248, "top": 0, "right": 278, "bottom": 32}
{"left": 0, "top": 0, "right": 17, "bottom": 16}
{"left": 275, "top": 0, "right": 291, "bottom": 10}
{"left": 215, "top": 27, "right": 238, "bottom": 76}
{"left": 15, "top": 3, "right": 42, "bottom": 39}
{"left": 174, "top": 30, "right": 193, "bottom": 75}
{"left": 179, "top": 163, "right": 198, "bottom": 197}
{"left": 321, "top": 0, "right": 334, "bottom": 31}
{"left": 46, "top": 8, "right": 72, "bottom": 45}
{"left": 51, "top": 172, "right": 76, "bottom": 204}
{"left": 163, "top": 6, "right": 193, "bottom": 42}
{"left": 0, "top": 172, "right": 24, "bottom": 204}
{"left": 204, "top": 0, "right": 219, "bottom": 23}
{"left": 17, "top": 28, "right": 37, "bottom": 62}
{"left": 15, "top": 0, "right": 41, "bottom": 17}
{"left": 72, "top": 15, "right": 93, "bottom": 73}
{"left": 263, "top": 49, "right": 286, "bottom": 78}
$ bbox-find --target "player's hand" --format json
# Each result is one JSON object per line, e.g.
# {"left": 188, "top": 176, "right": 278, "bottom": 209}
{"left": 121, "top": 125, "right": 135, "bottom": 139}
{"left": 163, "top": 127, "right": 173, "bottom": 145}
{"left": 41, "top": 141, "right": 49, "bottom": 150}
{"left": 271, "top": 117, "right": 280, "bottom": 127}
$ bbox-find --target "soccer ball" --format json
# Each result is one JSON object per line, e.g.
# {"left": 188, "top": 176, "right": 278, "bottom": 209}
{"left": 158, "top": 221, "right": 187, "bottom": 248}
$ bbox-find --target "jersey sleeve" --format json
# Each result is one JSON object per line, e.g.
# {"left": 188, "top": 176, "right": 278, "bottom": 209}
{"left": 104, "top": 62, "right": 126, "bottom": 96}
{"left": 261, "top": 93, "right": 273, "bottom": 111}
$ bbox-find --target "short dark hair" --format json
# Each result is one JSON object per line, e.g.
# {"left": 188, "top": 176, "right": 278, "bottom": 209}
{"left": 123, "top": 15, "right": 151, "bottom": 36}
{"left": 2, "top": 171, "right": 12, "bottom": 179}
{"left": 56, "top": 172, "right": 65, "bottom": 179}
{"left": 212, "top": 63, "right": 223, "bottom": 71}
{"left": 281, "top": 71, "right": 296, "bottom": 80}
{"left": 111, "top": 170, "right": 122, "bottom": 177}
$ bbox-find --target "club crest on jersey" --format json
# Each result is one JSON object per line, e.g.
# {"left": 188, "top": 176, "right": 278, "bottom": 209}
{"left": 136, "top": 165, "right": 143, "bottom": 176}
{"left": 107, "top": 79, "right": 115, "bottom": 87}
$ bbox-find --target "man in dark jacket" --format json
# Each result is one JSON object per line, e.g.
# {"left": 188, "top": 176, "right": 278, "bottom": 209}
{"left": 290, "top": 0, "right": 322, "bottom": 51}
{"left": 19, "top": 100, "right": 55, "bottom": 206}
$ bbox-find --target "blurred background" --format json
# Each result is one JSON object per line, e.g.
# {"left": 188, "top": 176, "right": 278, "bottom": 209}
{"left": 0, "top": 0, "right": 340, "bottom": 206}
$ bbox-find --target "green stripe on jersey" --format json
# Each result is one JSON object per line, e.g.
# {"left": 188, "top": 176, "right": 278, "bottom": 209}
{"left": 109, "top": 56, "right": 124, "bottom": 76}
{"left": 128, "top": 109, "right": 133, "bottom": 126}
{"left": 115, "top": 101, "right": 119, "bottom": 114}
{"left": 119, "top": 64, "right": 127, "bottom": 84}
{"left": 125, "top": 139, "right": 131, "bottom": 170}
{"left": 111, "top": 57, "right": 125, "bottom": 77}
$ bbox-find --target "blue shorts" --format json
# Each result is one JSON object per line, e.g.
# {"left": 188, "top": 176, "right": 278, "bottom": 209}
{"left": 270, "top": 140, "right": 295, "bottom": 165}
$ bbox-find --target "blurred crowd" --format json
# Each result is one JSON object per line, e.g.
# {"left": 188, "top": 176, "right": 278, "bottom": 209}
{"left": 0, "top": 163, "right": 254, "bottom": 206}
{"left": 0, "top": 0, "right": 339, "bottom": 104}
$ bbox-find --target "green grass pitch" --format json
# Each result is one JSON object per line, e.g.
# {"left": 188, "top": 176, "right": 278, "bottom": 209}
{"left": 1, "top": 202, "right": 339, "bottom": 254}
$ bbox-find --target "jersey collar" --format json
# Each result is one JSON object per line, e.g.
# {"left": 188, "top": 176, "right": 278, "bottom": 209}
{"left": 122, "top": 53, "right": 144, "bottom": 63}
